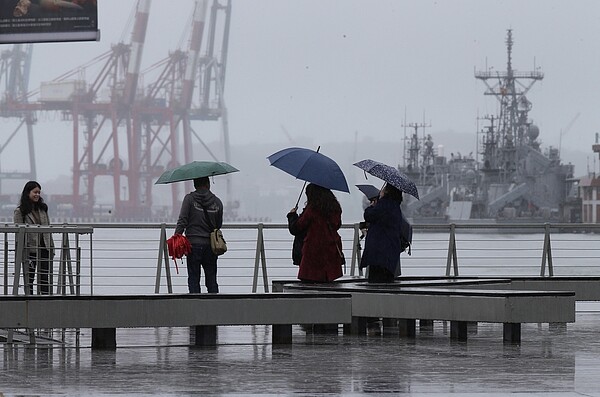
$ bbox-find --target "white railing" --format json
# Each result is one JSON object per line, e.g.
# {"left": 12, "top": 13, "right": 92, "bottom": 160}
{"left": 2, "top": 222, "right": 600, "bottom": 296}
{"left": 1, "top": 224, "right": 93, "bottom": 296}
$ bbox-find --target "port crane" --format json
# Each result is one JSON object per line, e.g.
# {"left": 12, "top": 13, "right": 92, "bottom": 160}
{"left": 0, "top": 0, "right": 232, "bottom": 220}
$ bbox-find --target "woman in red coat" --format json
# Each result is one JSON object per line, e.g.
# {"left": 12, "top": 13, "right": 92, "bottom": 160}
{"left": 287, "top": 183, "right": 343, "bottom": 282}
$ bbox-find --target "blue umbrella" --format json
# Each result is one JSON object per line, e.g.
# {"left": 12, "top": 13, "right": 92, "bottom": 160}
{"left": 267, "top": 147, "right": 350, "bottom": 193}
{"left": 355, "top": 184, "right": 381, "bottom": 201}
{"left": 354, "top": 159, "right": 419, "bottom": 199}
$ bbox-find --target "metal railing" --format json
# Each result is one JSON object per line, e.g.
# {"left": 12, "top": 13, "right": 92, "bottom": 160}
{"left": 1, "top": 224, "right": 93, "bottom": 296}
{"left": 2, "top": 222, "right": 600, "bottom": 296}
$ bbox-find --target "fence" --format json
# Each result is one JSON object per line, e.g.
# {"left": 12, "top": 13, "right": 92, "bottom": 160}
{"left": 2, "top": 222, "right": 600, "bottom": 296}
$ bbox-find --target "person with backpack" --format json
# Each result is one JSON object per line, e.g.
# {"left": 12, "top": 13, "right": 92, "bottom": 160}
{"left": 359, "top": 183, "right": 405, "bottom": 283}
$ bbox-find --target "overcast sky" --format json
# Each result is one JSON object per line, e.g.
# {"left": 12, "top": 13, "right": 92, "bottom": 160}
{"left": 6, "top": 0, "right": 600, "bottom": 185}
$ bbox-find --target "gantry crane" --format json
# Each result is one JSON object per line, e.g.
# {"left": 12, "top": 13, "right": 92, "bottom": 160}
{"left": 0, "top": 43, "right": 36, "bottom": 195}
{"left": 0, "top": 0, "right": 232, "bottom": 220}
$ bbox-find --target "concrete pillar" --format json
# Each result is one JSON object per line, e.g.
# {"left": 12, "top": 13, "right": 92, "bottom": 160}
{"left": 450, "top": 321, "right": 467, "bottom": 341}
{"left": 344, "top": 316, "right": 367, "bottom": 335}
{"left": 398, "top": 319, "right": 416, "bottom": 337}
{"left": 503, "top": 323, "right": 521, "bottom": 343}
{"left": 195, "top": 325, "right": 217, "bottom": 346}
{"left": 272, "top": 324, "right": 293, "bottom": 344}
{"left": 92, "top": 328, "right": 116, "bottom": 349}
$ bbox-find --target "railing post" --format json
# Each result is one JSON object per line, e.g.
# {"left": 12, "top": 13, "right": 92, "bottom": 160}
{"left": 4, "top": 229, "right": 8, "bottom": 296}
{"left": 13, "top": 226, "right": 26, "bottom": 295}
{"left": 252, "top": 223, "right": 268, "bottom": 293}
{"left": 89, "top": 232, "right": 94, "bottom": 296}
{"left": 350, "top": 223, "right": 362, "bottom": 276}
{"left": 445, "top": 223, "right": 459, "bottom": 277}
{"left": 540, "top": 223, "right": 553, "bottom": 277}
{"left": 155, "top": 223, "right": 173, "bottom": 294}
{"left": 76, "top": 233, "right": 81, "bottom": 296}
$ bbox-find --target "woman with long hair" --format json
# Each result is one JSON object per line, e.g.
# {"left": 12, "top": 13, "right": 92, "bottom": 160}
{"left": 287, "top": 183, "right": 344, "bottom": 282}
{"left": 14, "top": 181, "right": 55, "bottom": 295}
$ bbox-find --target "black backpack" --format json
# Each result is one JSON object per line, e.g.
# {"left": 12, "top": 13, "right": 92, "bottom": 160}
{"left": 400, "top": 211, "right": 412, "bottom": 255}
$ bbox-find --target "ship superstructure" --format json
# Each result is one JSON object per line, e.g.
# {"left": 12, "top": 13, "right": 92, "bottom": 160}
{"left": 401, "top": 30, "right": 575, "bottom": 222}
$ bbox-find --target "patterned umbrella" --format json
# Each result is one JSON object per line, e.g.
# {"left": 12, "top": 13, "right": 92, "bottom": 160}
{"left": 353, "top": 159, "right": 419, "bottom": 199}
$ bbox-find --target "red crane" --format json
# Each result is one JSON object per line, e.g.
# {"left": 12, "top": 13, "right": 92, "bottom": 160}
{"left": 0, "top": 0, "right": 232, "bottom": 221}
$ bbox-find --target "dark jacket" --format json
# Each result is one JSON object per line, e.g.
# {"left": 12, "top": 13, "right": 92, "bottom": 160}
{"left": 175, "top": 188, "right": 223, "bottom": 245}
{"left": 359, "top": 196, "right": 403, "bottom": 274}
{"left": 287, "top": 211, "right": 305, "bottom": 266}
{"left": 293, "top": 206, "right": 343, "bottom": 282}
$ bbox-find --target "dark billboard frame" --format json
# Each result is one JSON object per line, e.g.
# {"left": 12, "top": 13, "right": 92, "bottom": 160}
{"left": 0, "top": 0, "right": 99, "bottom": 44}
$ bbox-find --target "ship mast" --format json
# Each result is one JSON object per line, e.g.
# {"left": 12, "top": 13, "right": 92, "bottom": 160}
{"left": 475, "top": 29, "right": 544, "bottom": 182}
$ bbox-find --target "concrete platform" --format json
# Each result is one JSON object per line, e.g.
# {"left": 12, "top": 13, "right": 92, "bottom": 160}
{"left": 1, "top": 311, "right": 600, "bottom": 395}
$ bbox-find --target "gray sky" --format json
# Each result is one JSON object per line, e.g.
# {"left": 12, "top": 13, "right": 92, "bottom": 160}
{"left": 4, "top": 0, "right": 600, "bottom": 217}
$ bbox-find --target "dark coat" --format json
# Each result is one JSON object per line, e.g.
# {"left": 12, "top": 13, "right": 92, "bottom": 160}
{"left": 360, "top": 196, "right": 403, "bottom": 274}
{"left": 287, "top": 211, "right": 305, "bottom": 266}
{"left": 293, "top": 206, "right": 343, "bottom": 282}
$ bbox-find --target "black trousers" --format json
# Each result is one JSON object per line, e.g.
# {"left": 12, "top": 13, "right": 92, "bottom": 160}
{"left": 26, "top": 248, "right": 51, "bottom": 295}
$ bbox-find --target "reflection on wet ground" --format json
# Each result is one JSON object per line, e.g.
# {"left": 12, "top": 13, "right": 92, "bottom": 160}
{"left": 2, "top": 313, "right": 600, "bottom": 396}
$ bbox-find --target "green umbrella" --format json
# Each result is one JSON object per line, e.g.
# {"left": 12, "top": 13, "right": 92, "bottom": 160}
{"left": 155, "top": 161, "right": 239, "bottom": 184}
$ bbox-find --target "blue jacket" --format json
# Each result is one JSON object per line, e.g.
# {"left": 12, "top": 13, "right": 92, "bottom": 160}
{"left": 359, "top": 196, "right": 403, "bottom": 274}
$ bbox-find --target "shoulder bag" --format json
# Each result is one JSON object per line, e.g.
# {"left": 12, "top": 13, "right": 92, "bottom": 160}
{"left": 202, "top": 206, "right": 227, "bottom": 256}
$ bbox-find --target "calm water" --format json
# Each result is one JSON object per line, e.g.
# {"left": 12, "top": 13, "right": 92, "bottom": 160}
{"left": 2, "top": 227, "right": 600, "bottom": 395}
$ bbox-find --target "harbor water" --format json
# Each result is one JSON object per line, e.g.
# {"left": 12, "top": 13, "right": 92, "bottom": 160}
{"left": 2, "top": 225, "right": 600, "bottom": 395}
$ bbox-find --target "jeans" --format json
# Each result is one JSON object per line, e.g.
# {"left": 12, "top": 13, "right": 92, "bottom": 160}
{"left": 187, "top": 243, "right": 219, "bottom": 293}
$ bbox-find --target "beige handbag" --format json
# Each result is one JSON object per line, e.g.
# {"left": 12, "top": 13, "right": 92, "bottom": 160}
{"left": 210, "top": 228, "right": 227, "bottom": 256}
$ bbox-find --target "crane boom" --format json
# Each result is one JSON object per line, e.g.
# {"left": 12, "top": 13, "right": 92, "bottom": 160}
{"left": 122, "top": 0, "right": 152, "bottom": 105}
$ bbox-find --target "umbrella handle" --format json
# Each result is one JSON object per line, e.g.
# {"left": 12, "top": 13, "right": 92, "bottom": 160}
{"left": 293, "top": 146, "right": 320, "bottom": 210}
{"left": 294, "top": 180, "right": 308, "bottom": 210}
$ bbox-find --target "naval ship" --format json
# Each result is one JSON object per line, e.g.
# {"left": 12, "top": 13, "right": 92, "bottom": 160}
{"left": 400, "top": 30, "right": 576, "bottom": 223}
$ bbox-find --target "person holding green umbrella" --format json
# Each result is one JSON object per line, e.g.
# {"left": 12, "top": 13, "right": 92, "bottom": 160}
{"left": 174, "top": 176, "right": 223, "bottom": 293}
{"left": 158, "top": 161, "right": 238, "bottom": 294}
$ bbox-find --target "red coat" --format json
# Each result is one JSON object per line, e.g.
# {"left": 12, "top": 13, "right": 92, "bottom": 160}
{"left": 294, "top": 206, "right": 343, "bottom": 282}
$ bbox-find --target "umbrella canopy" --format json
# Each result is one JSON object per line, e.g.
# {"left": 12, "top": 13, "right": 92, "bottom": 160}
{"left": 355, "top": 184, "right": 381, "bottom": 201}
{"left": 354, "top": 159, "right": 419, "bottom": 199}
{"left": 155, "top": 161, "right": 239, "bottom": 184}
{"left": 267, "top": 147, "right": 350, "bottom": 193}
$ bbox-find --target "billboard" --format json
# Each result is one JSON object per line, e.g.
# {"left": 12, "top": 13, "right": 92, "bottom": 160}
{"left": 0, "top": 0, "right": 99, "bottom": 44}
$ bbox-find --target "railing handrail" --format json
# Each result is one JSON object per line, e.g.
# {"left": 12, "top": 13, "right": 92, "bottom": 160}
{"left": 4, "top": 221, "right": 600, "bottom": 297}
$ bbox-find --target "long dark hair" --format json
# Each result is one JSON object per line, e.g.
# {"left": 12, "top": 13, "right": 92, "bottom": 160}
{"left": 305, "top": 183, "right": 341, "bottom": 215}
{"left": 18, "top": 180, "right": 47, "bottom": 215}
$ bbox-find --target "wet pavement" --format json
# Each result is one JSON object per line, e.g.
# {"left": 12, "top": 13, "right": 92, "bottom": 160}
{"left": 2, "top": 312, "right": 600, "bottom": 396}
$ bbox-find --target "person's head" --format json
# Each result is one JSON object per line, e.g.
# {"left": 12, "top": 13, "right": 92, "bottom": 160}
{"left": 305, "top": 183, "right": 341, "bottom": 215}
{"left": 193, "top": 177, "right": 210, "bottom": 190}
{"left": 381, "top": 183, "right": 403, "bottom": 203}
{"left": 19, "top": 180, "right": 47, "bottom": 214}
